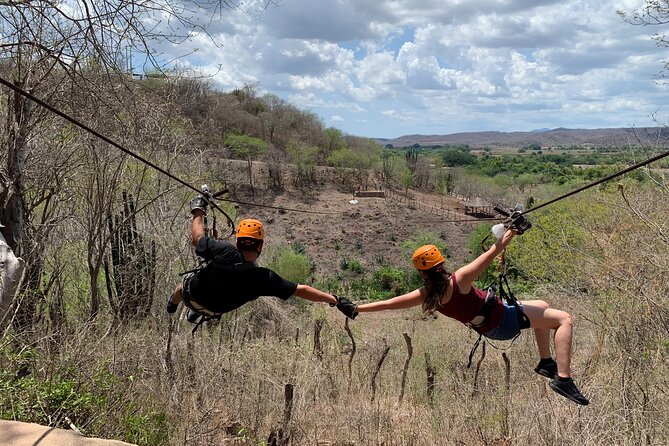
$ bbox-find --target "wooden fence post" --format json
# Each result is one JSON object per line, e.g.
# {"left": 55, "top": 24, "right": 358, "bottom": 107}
{"left": 398, "top": 333, "right": 413, "bottom": 404}
{"left": 425, "top": 352, "right": 436, "bottom": 405}
{"left": 313, "top": 319, "right": 323, "bottom": 361}
{"left": 502, "top": 353, "right": 511, "bottom": 438}
{"left": 344, "top": 318, "right": 356, "bottom": 390}
{"left": 371, "top": 339, "right": 390, "bottom": 402}
{"left": 472, "top": 340, "right": 487, "bottom": 397}
{"left": 268, "top": 383, "right": 295, "bottom": 446}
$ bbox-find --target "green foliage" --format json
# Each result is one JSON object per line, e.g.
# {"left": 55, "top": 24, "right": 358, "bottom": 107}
{"left": 267, "top": 245, "right": 313, "bottom": 283}
{"left": 320, "top": 259, "right": 422, "bottom": 302}
{"left": 225, "top": 133, "right": 268, "bottom": 159}
{"left": 400, "top": 166, "right": 413, "bottom": 191}
{"left": 462, "top": 150, "right": 656, "bottom": 186}
{"left": 372, "top": 266, "right": 422, "bottom": 296}
{"left": 442, "top": 148, "right": 477, "bottom": 167}
{"left": 340, "top": 258, "right": 364, "bottom": 273}
{"left": 0, "top": 371, "right": 101, "bottom": 426}
{"left": 323, "top": 127, "right": 346, "bottom": 158}
{"left": 466, "top": 224, "right": 535, "bottom": 293}
{"left": 464, "top": 196, "right": 612, "bottom": 293}
{"left": 381, "top": 151, "right": 406, "bottom": 186}
{"left": 505, "top": 195, "right": 613, "bottom": 289}
{"left": 287, "top": 141, "right": 319, "bottom": 184}
{"left": 291, "top": 241, "right": 306, "bottom": 254}
{"left": 400, "top": 232, "right": 450, "bottom": 263}
{"left": 327, "top": 138, "right": 382, "bottom": 183}
{"left": 466, "top": 223, "right": 504, "bottom": 289}
{"left": 122, "top": 407, "right": 169, "bottom": 445}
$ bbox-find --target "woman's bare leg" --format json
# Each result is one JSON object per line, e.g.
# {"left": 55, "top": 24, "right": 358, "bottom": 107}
{"left": 520, "top": 300, "right": 587, "bottom": 405}
{"left": 526, "top": 300, "right": 552, "bottom": 358}
{"left": 522, "top": 300, "right": 574, "bottom": 377}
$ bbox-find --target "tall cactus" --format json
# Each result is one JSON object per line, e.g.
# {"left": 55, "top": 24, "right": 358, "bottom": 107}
{"left": 107, "top": 191, "right": 156, "bottom": 320}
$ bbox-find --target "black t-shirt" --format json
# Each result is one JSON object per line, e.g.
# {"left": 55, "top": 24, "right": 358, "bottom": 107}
{"left": 188, "top": 237, "right": 298, "bottom": 313}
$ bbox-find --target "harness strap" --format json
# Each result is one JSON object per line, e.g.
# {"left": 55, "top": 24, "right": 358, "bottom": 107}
{"left": 190, "top": 314, "right": 221, "bottom": 335}
{"left": 499, "top": 274, "right": 531, "bottom": 330}
{"left": 466, "top": 246, "right": 530, "bottom": 368}
{"left": 180, "top": 273, "right": 222, "bottom": 318}
{"left": 466, "top": 287, "right": 498, "bottom": 331}
{"left": 208, "top": 262, "right": 257, "bottom": 271}
{"left": 467, "top": 333, "right": 484, "bottom": 368}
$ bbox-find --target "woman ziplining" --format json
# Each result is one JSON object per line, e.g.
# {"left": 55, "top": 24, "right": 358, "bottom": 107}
{"left": 347, "top": 213, "right": 590, "bottom": 406}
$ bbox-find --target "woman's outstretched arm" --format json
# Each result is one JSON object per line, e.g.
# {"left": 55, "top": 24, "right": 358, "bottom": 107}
{"left": 455, "top": 228, "right": 516, "bottom": 291}
{"left": 356, "top": 288, "right": 426, "bottom": 313}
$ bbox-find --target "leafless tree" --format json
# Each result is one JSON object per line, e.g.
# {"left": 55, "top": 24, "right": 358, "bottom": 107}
{"left": 618, "top": 1, "right": 669, "bottom": 80}
{"left": 413, "top": 156, "right": 432, "bottom": 189}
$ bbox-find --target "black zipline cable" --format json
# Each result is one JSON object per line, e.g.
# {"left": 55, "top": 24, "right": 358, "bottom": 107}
{"left": 523, "top": 148, "right": 669, "bottom": 215}
{"left": 0, "top": 75, "right": 335, "bottom": 218}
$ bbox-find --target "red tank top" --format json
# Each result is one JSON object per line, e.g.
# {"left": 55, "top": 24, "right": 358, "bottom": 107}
{"left": 436, "top": 274, "right": 503, "bottom": 333}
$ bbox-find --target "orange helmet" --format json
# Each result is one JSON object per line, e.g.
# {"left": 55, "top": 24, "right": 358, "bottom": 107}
{"left": 236, "top": 219, "right": 264, "bottom": 240}
{"left": 412, "top": 245, "right": 445, "bottom": 271}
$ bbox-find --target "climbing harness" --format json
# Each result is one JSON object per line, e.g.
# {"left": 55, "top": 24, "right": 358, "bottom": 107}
{"left": 179, "top": 261, "right": 260, "bottom": 334}
{"left": 178, "top": 272, "right": 221, "bottom": 334}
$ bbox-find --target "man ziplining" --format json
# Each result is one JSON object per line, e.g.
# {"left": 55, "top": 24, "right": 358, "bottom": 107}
{"left": 166, "top": 195, "right": 358, "bottom": 324}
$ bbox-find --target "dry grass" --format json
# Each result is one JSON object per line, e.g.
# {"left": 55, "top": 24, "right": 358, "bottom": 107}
{"left": 36, "top": 285, "right": 661, "bottom": 446}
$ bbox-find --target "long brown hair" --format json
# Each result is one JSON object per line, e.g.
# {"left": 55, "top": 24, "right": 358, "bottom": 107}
{"left": 421, "top": 265, "right": 451, "bottom": 313}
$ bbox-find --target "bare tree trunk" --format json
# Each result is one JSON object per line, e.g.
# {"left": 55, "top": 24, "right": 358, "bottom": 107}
{"left": 0, "top": 83, "right": 31, "bottom": 253}
{"left": 1, "top": 82, "right": 37, "bottom": 336}
{"left": 0, "top": 231, "right": 25, "bottom": 325}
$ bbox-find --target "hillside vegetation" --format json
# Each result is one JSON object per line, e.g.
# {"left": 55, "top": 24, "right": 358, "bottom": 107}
{"left": 1, "top": 73, "right": 668, "bottom": 446}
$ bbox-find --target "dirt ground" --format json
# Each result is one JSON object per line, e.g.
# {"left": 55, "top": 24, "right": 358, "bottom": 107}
{"left": 229, "top": 184, "right": 486, "bottom": 276}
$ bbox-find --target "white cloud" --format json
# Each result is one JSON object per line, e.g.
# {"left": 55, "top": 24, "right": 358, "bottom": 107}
{"left": 145, "top": 0, "right": 669, "bottom": 137}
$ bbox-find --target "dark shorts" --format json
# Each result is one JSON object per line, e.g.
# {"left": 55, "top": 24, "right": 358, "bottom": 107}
{"left": 484, "top": 303, "right": 525, "bottom": 341}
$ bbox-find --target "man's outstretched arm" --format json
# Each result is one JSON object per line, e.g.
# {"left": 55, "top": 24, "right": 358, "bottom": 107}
{"left": 293, "top": 284, "right": 337, "bottom": 305}
{"left": 191, "top": 210, "right": 206, "bottom": 246}
{"left": 190, "top": 195, "right": 208, "bottom": 246}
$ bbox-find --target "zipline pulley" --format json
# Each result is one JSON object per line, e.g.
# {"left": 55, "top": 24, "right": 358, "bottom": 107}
{"left": 199, "top": 184, "right": 235, "bottom": 239}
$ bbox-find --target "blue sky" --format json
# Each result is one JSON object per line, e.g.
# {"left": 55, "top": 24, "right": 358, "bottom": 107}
{"left": 148, "top": 0, "right": 669, "bottom": 139}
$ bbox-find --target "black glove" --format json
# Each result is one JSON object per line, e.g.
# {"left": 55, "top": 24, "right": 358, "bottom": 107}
{"left": 332, "top": 295, "right": 358, "bottom": 319}
{"left": 190, "top": 196, "right": 208, "bottom": 215}
{"left": 506, "top": 211, "right": 532, "bottom": 235}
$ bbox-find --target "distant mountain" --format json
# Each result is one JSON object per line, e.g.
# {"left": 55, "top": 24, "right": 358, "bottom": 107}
{"left": 375, "top": 127, "right": 669, "bottom": 149}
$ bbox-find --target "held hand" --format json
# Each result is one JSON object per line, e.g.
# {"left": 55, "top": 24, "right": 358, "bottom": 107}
{"left": 333, "top": 295, "right": 358, "bottom": 319}
{"left": 190, "top": 196, "right": 208, "bottom": 215}
{"left": 491, "top": 223, "right": 506, "bottom": 240}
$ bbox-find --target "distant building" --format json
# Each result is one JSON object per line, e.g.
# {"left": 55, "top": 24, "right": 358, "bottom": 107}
{"left": 464, "top": 197, "right": 494, "bottom": 217}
